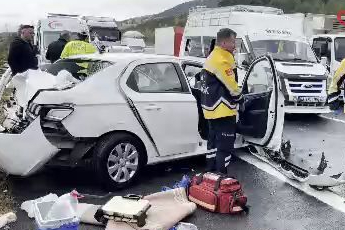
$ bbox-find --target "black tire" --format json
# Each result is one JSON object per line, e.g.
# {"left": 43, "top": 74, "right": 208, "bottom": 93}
{"left": 94, "top": 133, "right": 146, "bottom": 190}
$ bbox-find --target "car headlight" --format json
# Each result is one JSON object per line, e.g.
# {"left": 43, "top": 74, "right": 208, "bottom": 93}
{"left": 45, "top": 108, "right": 73, "bottom": 121}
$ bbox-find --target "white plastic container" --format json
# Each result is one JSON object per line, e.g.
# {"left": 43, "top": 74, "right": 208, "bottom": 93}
{"left": 34, "top": 201, "right": 78, "bottom": 230}
{"left": 46, "top": 191, "right": 79, "bottom": 220}
{"left": 176, "top": 222, "right": 198, "bottom": 230}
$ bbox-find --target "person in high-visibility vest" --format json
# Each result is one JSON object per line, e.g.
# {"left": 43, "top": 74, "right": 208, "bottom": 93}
{"left": 60, "top": 32, "right": 97, "bottom": 79}
{"left": 60, "top": 31, "right": 97, "bottom": 59}
{"left": 327, "top": 58, "right": 345, "bottom": 111}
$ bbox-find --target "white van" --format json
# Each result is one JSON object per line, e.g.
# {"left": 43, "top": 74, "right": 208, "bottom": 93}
{"left": 121, "top": 31, "right": 146, "bottom": 53}
{"left": 80, "top": 16, "right": 122, "bottom": 49}
{"left": 180, "top": 5, "right": 330, "bottom": 114}
{"left": 35, "top": 13, "right": 86, "bottom": 65}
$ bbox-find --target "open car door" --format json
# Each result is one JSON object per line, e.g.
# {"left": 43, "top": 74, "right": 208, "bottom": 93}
{"left": 237, "top": 55, "right": 284, "bottom": 152}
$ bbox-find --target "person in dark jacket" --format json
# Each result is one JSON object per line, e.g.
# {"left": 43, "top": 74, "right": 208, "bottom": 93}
{"left": 8, "top": 25, "right": 38, "bottom": 76}
{"left": 46, "top": 31, "right": 70, "bottom": 63}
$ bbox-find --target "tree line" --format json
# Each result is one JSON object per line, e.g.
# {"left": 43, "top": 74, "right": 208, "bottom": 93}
{"left": 218, "top": 0, "right": 345, "bottom": 15}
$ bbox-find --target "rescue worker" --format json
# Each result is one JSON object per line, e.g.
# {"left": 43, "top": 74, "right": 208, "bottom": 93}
{"left": 60, "top": 31, "right": 97, "bottom": 80}
{"left": 200, "top": 28, "right": 243, "bottom": 174}
{"left": 8, "top": 25, "right": 38, "bottom": 76}
{"left": 327, "top": 58, "right": 345, "bottom": 111}
{"left": 60, "top": 31, "right": 97, "bottom": 59}
{"left": 46, "top": 31, "right": 70, "bottom": 63}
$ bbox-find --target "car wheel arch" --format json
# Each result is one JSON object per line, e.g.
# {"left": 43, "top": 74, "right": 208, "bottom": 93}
{"left": 97, "top": 130, "right": 148, "bottom": 164}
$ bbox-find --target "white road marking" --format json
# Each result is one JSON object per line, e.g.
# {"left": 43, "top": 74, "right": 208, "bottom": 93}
{"left": 235, "top": 151, "right": 345, "bottom": 214}
{"left": 319, "top": 115, "right": 345, "bottom": 124}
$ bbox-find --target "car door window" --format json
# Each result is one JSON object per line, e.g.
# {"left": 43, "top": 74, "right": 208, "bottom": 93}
{"left": 127, "top": 63, "right": 184, "bottom": 93}
{"left": 312, "top": 38, "right": 332, "bottom": 63}
{"left": 183, "top": 64, "right": 202, "bottom": 89}
{"left": 203, "top": 36, "right": 215, "bottom": 57}
{"left": 236, "top": 38, "right": 248, "bottom": 53}
{"left": 246, "top": 59, "right": 274, "bottom": 94}
{"left": 184, "top": 37, "right": 203, "bottom": 57}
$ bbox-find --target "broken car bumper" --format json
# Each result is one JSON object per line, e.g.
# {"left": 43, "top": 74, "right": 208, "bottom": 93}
{"left": 0, "top": 117, "right": 59, "bottom": 176}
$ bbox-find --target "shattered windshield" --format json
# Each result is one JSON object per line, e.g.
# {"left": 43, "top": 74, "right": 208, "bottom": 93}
{"left": 251, "top": 40, "right": 317, "bottom": 63}
{"left": 45, "top": 59, "right": 113, "bottom": 81}
{"left": 335, "top": 38, "right": 345, "bottom": 62}
{"left": 89, "top": 27, "right": 121, "bottom": 42}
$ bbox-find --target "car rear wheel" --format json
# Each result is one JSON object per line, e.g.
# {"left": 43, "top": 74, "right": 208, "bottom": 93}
{"left": 94, "top": 133, "right": 146, "bottom": 190}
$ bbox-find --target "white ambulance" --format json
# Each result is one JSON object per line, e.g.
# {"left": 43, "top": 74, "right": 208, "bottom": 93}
{"left": 35, "top": 13, "right": 86, "bottom": 65}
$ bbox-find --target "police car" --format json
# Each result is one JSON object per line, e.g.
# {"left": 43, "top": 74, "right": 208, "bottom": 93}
{"left": 0, "top": 52, "right": 299, "bottom": 189}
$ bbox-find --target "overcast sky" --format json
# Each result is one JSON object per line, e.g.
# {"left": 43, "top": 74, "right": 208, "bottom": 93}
{"left": 0, "top": 0, "right": 191, "bottom": 32}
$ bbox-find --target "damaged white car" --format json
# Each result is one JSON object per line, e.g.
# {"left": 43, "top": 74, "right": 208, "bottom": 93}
{"left": 0, "top": 53, "right": 343, "bottom": 189}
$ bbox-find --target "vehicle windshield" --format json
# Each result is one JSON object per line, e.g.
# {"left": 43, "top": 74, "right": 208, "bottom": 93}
{"left": 335, "top": 38, "right": 345, "bottom": 62}
{"left": 251, "top": 40, "right": 317, "bottom": 63}
{"left": 43, "top": 31, "right": 79, "bottom": 49}
{"left": 89, "top": 27, "right": 121, "bottom": 42}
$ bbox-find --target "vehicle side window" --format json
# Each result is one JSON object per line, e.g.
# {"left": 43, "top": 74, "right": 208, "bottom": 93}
{"left": 203, "top": 36, "right": 215, "bottom": 57}
{"left": 312, "top": 38, "right": 332, "bottom": 64}
{"left": 183, "top": 64, "right": 202, "bottom": 88}
{"left": 127, "top": 63, "right": 184, "bottom": 93}
{"left": 184, "top": 37, "right": 203, "bottom": 57}
{"left": 246, "top": 60, "right": 274, "bottom": 94}
{"left": 236, "top": 38, "right": 248, "bottom": 53}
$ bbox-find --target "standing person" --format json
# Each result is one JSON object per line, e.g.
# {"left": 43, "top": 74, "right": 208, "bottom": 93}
{"left": 327, "top": 58, "right": 345, "bottom": 111}
{"left": 46, "top": 31, "right": 70, "bottom": 63}
{"left": 8, "top": 25, "right": 38, "bottom": 76}
{"left": 200, "top": 28, "right": 243, "bottom": 174}
{"left": 60, "top": 31, "right": 97, "bottom": 59}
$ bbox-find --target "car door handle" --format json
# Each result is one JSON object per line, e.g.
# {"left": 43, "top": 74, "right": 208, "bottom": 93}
{"left": 144, "top": 105, "right": 161, "bottom": 111}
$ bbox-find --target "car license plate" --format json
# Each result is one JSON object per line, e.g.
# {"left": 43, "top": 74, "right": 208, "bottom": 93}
{"left": 298, "top": 96, "right": 320, "bottom": 103}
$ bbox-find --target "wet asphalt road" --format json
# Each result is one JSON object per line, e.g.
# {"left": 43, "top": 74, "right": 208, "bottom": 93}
{"left": 7, "top": 112, "right": 345, "bottom": 230}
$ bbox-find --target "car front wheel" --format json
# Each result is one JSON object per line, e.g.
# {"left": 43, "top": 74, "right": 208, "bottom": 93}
{"left": 94, "top": 133, "right": 146, "bottom": 189}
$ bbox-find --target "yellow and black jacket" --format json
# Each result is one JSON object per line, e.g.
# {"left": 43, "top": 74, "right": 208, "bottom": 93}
{"left": 328, "top": 59, "right": 345, "bottom": 104}
{"left": 200, "top": 46, "right": 242, "bottom": 119}
{"left": 60, "top": 40, "right": 97, "bottom": 59}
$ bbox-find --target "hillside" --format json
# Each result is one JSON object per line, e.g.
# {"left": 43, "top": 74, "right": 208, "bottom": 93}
{"left": 118, "top": 0, "right": 221, "bottom": 44}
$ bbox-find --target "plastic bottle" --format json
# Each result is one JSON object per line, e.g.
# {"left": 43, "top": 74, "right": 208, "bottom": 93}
{"left": 46, "top": 190, "right": 80, "bottom": 220}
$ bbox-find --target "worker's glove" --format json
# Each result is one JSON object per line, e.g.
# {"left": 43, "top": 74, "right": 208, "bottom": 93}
{"left": 327, "top": 92, "right": 341, "bottom": 111}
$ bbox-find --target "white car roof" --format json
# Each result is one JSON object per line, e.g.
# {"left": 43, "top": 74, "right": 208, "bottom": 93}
{"left": 70, "top": 53, "right": 181, "bottom": 64}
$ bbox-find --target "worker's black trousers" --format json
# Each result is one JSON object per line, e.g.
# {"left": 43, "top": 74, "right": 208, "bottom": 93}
{"left": 205, "top": 116, "right": 236, "bottom": 174}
